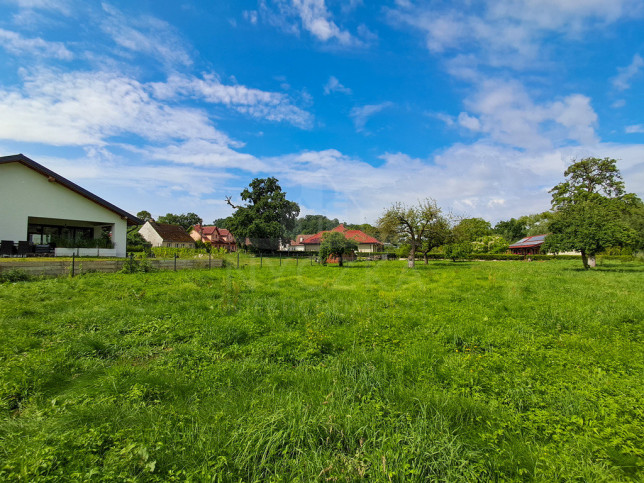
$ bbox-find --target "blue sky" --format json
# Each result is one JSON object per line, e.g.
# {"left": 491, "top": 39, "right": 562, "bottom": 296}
{"left": 1, "top": 0, "right": 643, "bottom": 225}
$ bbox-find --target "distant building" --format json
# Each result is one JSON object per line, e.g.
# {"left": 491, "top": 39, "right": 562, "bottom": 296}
{"left": 139, "top": 221, "right": 195, "bottom": 248}
{"left": 508, "top": 234, "right": 547, "bottom": 255}
{"left": 298, "top": 224, "right": 383, "bottom": 253}
{"left": 190, "top": 224, "right": 236, "bottom": 251}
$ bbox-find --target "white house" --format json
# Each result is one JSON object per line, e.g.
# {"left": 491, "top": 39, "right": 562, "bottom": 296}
{"left": 0, "top": 154, "right": 141, "bottom": 257}
{"left": 139, "top": 221, "right": 195, "bottom": 248}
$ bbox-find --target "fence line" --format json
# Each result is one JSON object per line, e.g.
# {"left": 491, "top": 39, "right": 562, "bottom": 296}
{"left": 0, "top": 258, "right": 224, "bottom": 277}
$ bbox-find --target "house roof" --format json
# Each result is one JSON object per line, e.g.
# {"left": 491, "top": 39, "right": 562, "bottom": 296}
{"left": 508, "top": 234, "right": 548, "bottom": 249}
{"left": 302, "top": 224, "right": 383, "bottom": 245}
{"left": 192, "top": 224, "right": 234, "bottom": 240}
{"left": 0, "top": 153, "right": 142, "bottom": 225}
{"left": 148, "top": 221, "right": 195, "bottom": 243}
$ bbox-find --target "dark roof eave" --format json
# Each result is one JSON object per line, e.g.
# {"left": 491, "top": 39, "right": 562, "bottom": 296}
{"left": 0, "top": 153, "right": 142, "bottom": 225}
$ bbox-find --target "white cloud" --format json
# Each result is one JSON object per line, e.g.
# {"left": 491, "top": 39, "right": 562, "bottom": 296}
{"left": 323, "top": 76, "right": 351, "bottom": 95}
{"left": 0, "top": 70, "right": 231, "bottom": 146}
{"left": 612, "top": 54, "right": 644, "bottom": 90}
{"left": 387, "top": 0, "right": 642, "bottom": 71}
{"left": 260, "top": 0, "right": 367, "bottom": 46}
{"left": 262, "top": 141, "right": 644, "bottom": 224}
{"left": 150, "top": 74, "right": 313, "bottom": 128}
{"left": 350, "top": 102, "right": 393, "bottom": 132}
{"left": 460, "top": 80, "right": 598, "bottom": 149}
{"left": 290, "top": 0, "right": 356, "bottom": 44}
{"left": 457, "top": 112, "right": 480, "bottom": 131}
{"left": 243, "top": 10, "right": 259, "bottom": 24}
{"left": 626, "top": 124, "right": 644, "bottom": 134}
{"left": 100, "top": 3, "right": 193, "bottom": 68}
{"left": 0, "top": 28, "right": 73, "bottom": 59}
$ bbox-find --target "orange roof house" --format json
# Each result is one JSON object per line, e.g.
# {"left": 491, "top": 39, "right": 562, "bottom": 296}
{"left": 190, "top": 224, "right": 237, "bottom": 251}
{"left": 299, "top": 224, "right": 383, "bottom": 253}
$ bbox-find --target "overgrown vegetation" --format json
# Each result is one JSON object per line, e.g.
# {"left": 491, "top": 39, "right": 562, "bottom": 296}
{"left": 1, "top": 260, "right": 642, "bottom": 480}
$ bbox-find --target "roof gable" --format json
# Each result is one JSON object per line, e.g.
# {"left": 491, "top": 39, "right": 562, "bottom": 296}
{"left": 149, "top": 222, "right": 195, "bottom": 243}
{"left": 0, "top": 153, "right": 141, "bottom": 225}
{"left": 508, "top": 234, "right": 548, "bottom": 248}
{"left": 302, "top": 225, "right": 383, "bottom": 245}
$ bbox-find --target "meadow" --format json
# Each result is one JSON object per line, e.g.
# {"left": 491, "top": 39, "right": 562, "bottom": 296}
{"left": 1, "top": 258, "right": 642, "bottom": 481}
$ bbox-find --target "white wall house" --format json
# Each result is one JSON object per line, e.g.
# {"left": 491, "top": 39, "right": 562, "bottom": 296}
{"left": 139, "top": 221, "right": 195, "bottom": 248}
{"left": 0, "top": 154, "right": 141, "bottom": 257}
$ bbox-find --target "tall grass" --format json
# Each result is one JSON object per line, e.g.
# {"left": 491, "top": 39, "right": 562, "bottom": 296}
{"left": 0, "top": 260, "right": 642, "bottom": 481}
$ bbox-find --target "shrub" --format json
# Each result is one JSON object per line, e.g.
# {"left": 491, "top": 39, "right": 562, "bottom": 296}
{"left": 0, "top": 269, "right": 31, "bottom": 283}
{"left": 120, "top": 255, "right": 155, "bottom": 274}
{"left": 396, "top": 244, "right": 411, "bottom": 259}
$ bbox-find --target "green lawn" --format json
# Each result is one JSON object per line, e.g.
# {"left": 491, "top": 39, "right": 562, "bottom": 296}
{"left": 1, "top": 259, "right": 642, "bottom": 481}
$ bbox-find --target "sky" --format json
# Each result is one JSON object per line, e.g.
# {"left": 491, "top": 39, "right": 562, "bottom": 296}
{"left": 1, "top": 0, "right": 643, "bottom": 226}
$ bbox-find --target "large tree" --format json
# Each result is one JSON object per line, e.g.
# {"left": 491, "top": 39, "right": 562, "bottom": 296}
{"left": 157, "top": 212, "right": 203, "bottom": 231}
{"left": 225, "top": 177, "right": 300, "bottom": 251}
{"left": 542, "top": 157, "right": 643, "bottom": 269}
{"left": 318, "top": 231, "right": 358, "bottom": 267}
{"left": 378, "top": 199, "right": 442, "bottom": 268}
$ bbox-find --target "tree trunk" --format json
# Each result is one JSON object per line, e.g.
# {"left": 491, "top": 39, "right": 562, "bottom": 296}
{"left": 588, "top": 255, "right": 596, "bottom": 268}
{"left": 424, "top": 252, "right": 428, "bottom": 264}
{"left": 408, "top": 245, "right": 415, "bottom": 268}
{"left": 581, "top": 250, "right": 589, "bottom": 270}
{"left": 339, "top": 253, "right": 343, "bottom": 267}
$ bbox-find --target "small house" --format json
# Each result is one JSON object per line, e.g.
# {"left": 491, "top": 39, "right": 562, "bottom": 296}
{"left": 139, "top": 221, "right": 195, "bottom": 248}
{"left": 190, "top": 224, "right": 236, "bottom": 251}
{"left": 508, "top": 234, "right": 547, "bottom": 255}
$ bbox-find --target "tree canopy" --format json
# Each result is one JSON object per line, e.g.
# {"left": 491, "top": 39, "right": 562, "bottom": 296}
{"left": 226, "top": 177, "right": 300, "bottom": 251}
{"left": 542, "top": 157, "right": 643, "bottom": 268}
{"left": 378, "top": 199, "right": 442, "bottom": 268}
{"left": 452, "top": 218, "right": 493, "bottom": 243}
{"left": 156, "top": 212, "right": 202, "bottom": 231}
{"left": 291, "top": 215, "right": 340, "bottom": 237}
{"left": 136, "top": 210, "right": 152, "bottom": 222}
{"left": 318, "top": 231, "right": 358, "bottom": 267}
{"left": 494, "top": 218, "right": 527, "bottom": 243}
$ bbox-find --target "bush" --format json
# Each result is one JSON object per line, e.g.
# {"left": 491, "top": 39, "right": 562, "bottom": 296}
{"left": 0, "top": 269, "right": 31, "bottom": 283}
{"left": 396, "top": 244, "right": 411, "bottom": 259}
{"left": 151, "top": 247, "right": 209, "bottom": 259}
{"left": 120, "top": 255, "right": 155, "bottom": 274}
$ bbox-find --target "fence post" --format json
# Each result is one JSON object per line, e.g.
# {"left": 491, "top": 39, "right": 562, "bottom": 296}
{"left": 260, "top": 252, "right": 263, "bottom": 268}
{"left": 296, "top": 253, "right": 298, "bottom": 266}
{"left": 71, "top": 253, "right": 75, "bottom": 277}
{"left": 311, "top": 254, "right": 313, "bottom": 266}
{"left": 237, "top": 251, "right": 239, "bottom": 269}
{"left": 209, "top": 251, "right": 211, "bottom": 269}
{"left": 280, "top": 252, "right": 282, "bottom": 266}
{"left": 174, "top": 253, "right": 177, "bottom": 271}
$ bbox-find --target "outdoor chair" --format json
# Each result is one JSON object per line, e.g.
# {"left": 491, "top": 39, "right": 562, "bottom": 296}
{"left": 1, "top": 240, "right": 15, "bottom": 257}
{"left": 17, "top": 241, "right": 32, "bottom": 257}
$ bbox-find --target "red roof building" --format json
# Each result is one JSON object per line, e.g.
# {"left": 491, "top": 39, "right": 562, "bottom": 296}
{"left": 508, "top": 234, "right": 547, "bottom": 255}
{"left": 298, "top": 224, "right": 383, "bottom": 253}
{"left": 190, "top": 224, "right": 237, "bottom": 251}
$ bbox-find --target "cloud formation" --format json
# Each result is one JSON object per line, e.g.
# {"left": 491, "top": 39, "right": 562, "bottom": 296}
{"left": 350, "top": 102, "right": 393, "bottom": 132}
{"left": 323, "top": 75, "right": 351, "bottom": 95}
{"left": 612, "top": 54, "right": 644, "bottom": 90}
{"left": 0, "top": 28, "right": 73, "bottom": 59}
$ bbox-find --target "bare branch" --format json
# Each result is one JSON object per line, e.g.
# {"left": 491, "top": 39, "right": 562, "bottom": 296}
{"left": 225, "top": 196, "right": 241, "bottom": 210}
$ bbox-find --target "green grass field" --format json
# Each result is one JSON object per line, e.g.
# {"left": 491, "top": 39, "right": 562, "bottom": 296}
{"left": 1, "top": 259, "right": 643, "bottom": 481}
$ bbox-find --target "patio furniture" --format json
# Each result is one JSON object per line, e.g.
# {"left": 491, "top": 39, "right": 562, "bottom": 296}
{"left": 34, "top": 244, "right": 55, "bottom": 256}
{"left": 1, "top": 240, "right": 15, "bottom": 257}
{"left": 17, "top": 241, "right": 32, "bottom": 257}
